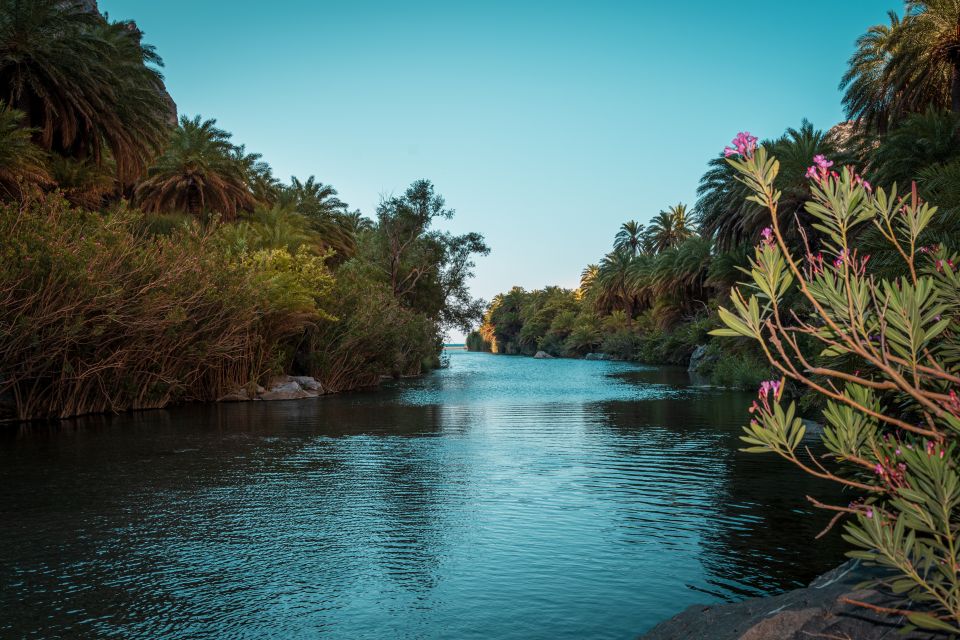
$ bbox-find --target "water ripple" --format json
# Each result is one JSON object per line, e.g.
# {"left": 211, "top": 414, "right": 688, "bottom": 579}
{"left": 0, "top": 352, "right": 847, "bottom": 639}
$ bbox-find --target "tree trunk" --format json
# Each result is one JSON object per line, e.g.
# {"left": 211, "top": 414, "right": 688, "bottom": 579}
{"left": 952, "top": 62, "right": 960, "bottom": 113}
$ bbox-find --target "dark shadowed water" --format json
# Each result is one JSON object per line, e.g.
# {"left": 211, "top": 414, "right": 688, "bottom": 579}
{"left": 0, "top": 351, "right": 847, "bottom": 639}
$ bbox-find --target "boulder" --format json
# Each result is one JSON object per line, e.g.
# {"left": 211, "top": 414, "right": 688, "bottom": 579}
{"left": 533, "top": 351, "right": 554, "bottom": 359}
{"left": 641, "top": 560, "right": 946, "bottom": 640}
{"left": 258, "top": 376, "right": 320, "bottom": 401}
{"left": 291, "top": 376, "right": 324, "bottom": 393}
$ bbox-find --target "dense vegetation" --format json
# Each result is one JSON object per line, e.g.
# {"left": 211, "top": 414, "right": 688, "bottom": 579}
{"left": 470, "top": 1, "right": 960, "bottom": 393}
{"left": 717, "top": 138, "right": 960, "bottom": 634}
{"left": 0, "top": 0, "right": 487, "bottom": 420}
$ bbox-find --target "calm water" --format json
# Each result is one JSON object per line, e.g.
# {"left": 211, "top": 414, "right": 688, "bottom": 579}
{"left": 0, "top": 352, "right": 846, "bottom": 639}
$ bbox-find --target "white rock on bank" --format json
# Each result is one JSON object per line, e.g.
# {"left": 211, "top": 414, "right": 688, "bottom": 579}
{"left": 218, "top": 376, "right": 325, "bottom": 402}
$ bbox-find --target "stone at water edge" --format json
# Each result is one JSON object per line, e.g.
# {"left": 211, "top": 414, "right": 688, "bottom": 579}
{"left": 218, "top": 375, "right": 325, "bottom": 402}
{"left": 640, "top": 560, "right": 948, "bottom": 640}
{"left": 533, "top": 351, "right": 554, "bottom": 359}
{"left": 687, "top": 344, "right": 718, "bottom": 374}
{"left": 291, "top": 376, "right": 324, "bottom": 392}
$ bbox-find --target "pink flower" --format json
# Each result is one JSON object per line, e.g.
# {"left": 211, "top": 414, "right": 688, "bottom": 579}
{"left": 865, "top": 508, "right": 874, "bottom": 519}
{"left": 760, "top": 227, "right": 774, "bottom": 245}
{"left": 806, "top": 156, "right": 837, "bottom": 185}
{"left": 759, "top": 379, "right": 781, "bottom": 398}
{"left": 754, "top": 379, "right": 782, "bottom": 413}
{"left": 874, "top": 463, "right": 884, "bottom": 475}
{"left": 724, "top": 132, "right": 759, "bottom": 158}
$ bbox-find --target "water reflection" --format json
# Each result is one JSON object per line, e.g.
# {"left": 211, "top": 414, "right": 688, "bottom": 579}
{"left": 0, "top": 352, "right": 847, "bottom": 639}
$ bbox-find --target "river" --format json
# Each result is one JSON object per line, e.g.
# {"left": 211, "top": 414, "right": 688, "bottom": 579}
{"left": 0, "top": 351, "right": 846, "bottom": 639}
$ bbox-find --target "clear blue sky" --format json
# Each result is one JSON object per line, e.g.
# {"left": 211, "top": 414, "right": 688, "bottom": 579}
{"left": 102, "top": 0, "right": 895, "bottom": 338}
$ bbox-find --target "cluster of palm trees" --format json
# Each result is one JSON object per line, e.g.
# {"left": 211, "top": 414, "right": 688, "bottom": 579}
{"left": 580, "top": 204, "right": 727, "bottom": 327}
{"left": 0, "top": 0, "right": 170, "bottom": 189}
{"left": 0, "top": 0, "right": 372, "bottom": 263}
{"left": 842, "top": 1, "right": 960, "bottom": 133}
{"left": 579, "top": 0, "right": 960, "bottom": 331}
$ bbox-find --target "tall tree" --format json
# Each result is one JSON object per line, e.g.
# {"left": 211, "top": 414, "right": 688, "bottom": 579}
{"left": 899, "top": 0, "right": 960, "bottom": 113}
{"left": 841, "top": 2, "right": 959, "bottom": 132}
{"left": 374, "top": 179, "right": 489, "bottom": 331}
{"left": 0, "top": 0, "right": 171, "bottom": 182}
{"left": 614, "top": 220, "right": 646, "bottom": 257}
{"left": 134, "top": 115, "right": 256, "bottom": 219}
{"left": 645, "top": 203, "right": 693, "bottom": 253}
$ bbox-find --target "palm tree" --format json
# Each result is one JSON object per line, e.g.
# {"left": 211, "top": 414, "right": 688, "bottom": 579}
{"left": 842, "top": 2, "right": 960, "bottom": 133}
{"left": 697, "top": 121, "right": 842, "bottom": 251}
{"left": 897, "top": 1, "right": 960, "bottom": 113}
{"left": 280, "top": 176, "right": 348, "bottom": 217}
{"left": 614, "top": 220, "right": 646, "bottom": 256}
{"left": 645, "top": 204, "right": 693, "bottom": 253}
{"left": 0, "top": 104, "right": 49, "bottom": 198}
{"left": 869, "top": 108, "right": 960, "bottom": 186}
{"left": 231, "top": 145, "right": 279, "bottom": 206}
{"left": 134, "top": 115, "right": 256, "bottom": 219}
{"left": 840, "top": 12, "right": 916, "bottom": 134}
{"left": 595, "top": 250, "right": 635, "bottom": 318}
{"left": 0, "top": 0, "right": 172, "bottom": 182}
{"left": 277, "top": 177, "right": 360, "bottom": 262}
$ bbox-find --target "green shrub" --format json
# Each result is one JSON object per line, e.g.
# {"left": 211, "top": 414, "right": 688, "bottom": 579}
{"left": 301, "top": 260, "right": 440, "bottom": 392}
{"left": 0, "top": 198, "right": 332, "bottom": 420}
{"left": 716, "top": 139, "right": 960, "bottom": 633}
{"left": 465, "top": 330, "right": 491, "bottom": 352}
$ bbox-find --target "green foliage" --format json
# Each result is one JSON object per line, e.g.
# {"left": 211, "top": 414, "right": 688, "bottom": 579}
{"left": 465, "top": 330, "right": 491, "bottom": 352}
{"left": 842, "top": 1, "right": 960, "bottom": 135}
{"left": 0, "top": 0, "right": 171, "bottom": 182}
{"left": 370, "top": 179, "right": 489, "bottom": 333}
{"left": 134, "top": 115, "right": 259, "bottom": 219}
{"left": 697, "top": 121, "right": 844, "bottom": 251}
{"left": 302, "top": 260, "right": 440, "bottom": 392}
{"left": 0, "top": 104, "right": 50, "bottom": 198}
{"left": 715, "top": 144, "right": 960, "bottom": 629}
{"left": 0, "top": 198, "right": 329, "bottom": 420}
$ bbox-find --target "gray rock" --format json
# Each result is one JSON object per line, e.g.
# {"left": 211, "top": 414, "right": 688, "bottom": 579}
{"left": 688, "top": 344, "right": 719, "bottom": 373}
{"left": 584, "top": 353, "right": 611, "bottom": 361}
{"left": 291, "top": 376, "right": 324, "bottom": 393}
{"left": 533, "top": 351, "right": 554, "bottom": 359}
{"left": 259, "top": 376, "right": 317, "bottom": 401}
{"left": 641, "top": 560, "right": 946, "bottom": 640}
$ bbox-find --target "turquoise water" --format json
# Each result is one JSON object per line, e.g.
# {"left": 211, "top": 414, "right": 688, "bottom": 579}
{"left": 0, "top": 351, "right": 845, "bottom": 639}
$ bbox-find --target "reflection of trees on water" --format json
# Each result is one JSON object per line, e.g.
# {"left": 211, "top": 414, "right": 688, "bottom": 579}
{"left": 0, "top": 396, "right": 460, "bottom": 636}
{"left": 592, "top": 388, "right": 848, "bottom": 601}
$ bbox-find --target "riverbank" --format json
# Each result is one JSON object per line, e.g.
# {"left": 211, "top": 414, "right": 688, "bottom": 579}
{"left": 641, "top": 560, "right": 947, "bottom": 640}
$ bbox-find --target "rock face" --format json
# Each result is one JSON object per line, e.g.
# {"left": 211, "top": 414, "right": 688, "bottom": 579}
{"left": 533, "top": 351, "right": 554, "bottom": 359}
{"left": 641, "top": 560, "right": 947, "bottom": 640}
{"left": 217, "top": 376, "right": 325, "bottom": 403}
